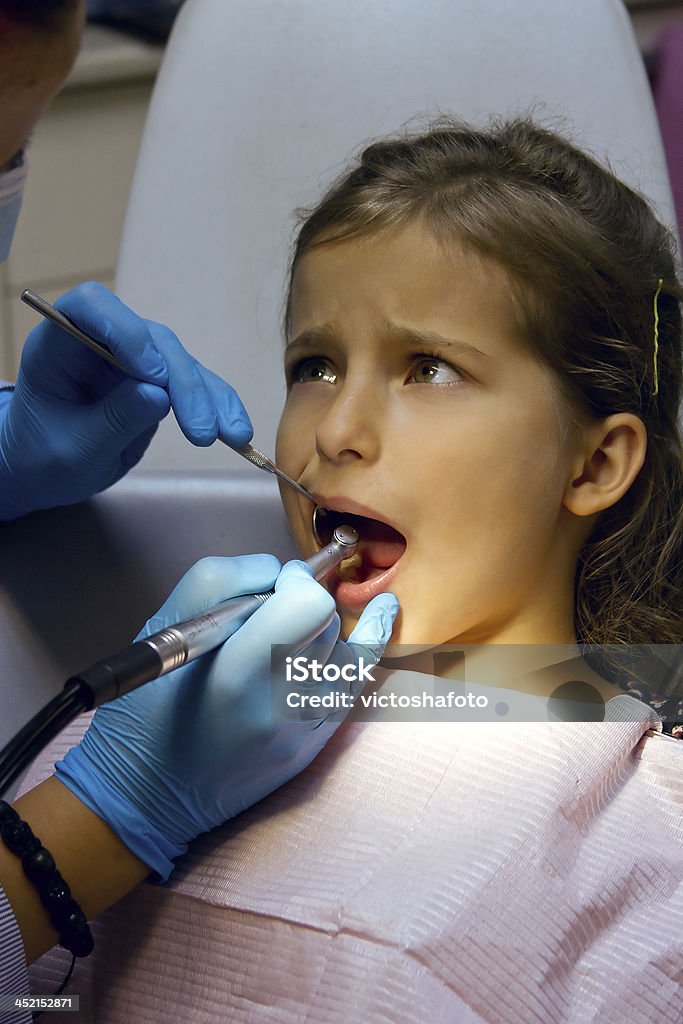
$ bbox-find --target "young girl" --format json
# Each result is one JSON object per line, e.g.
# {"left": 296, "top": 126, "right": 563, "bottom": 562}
{"left": 22, "top": 116, "right": 683, "bottom": 1023}
{"left": 276, "top": 113, "right": 682, "bottom": 717}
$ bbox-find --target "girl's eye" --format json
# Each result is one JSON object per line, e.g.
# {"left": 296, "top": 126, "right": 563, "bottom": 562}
{"left": 290, "top": 357, "right": 337, "bottom": 385}
{"left": 409, "top": 356, "right": 464, "bottom": 385}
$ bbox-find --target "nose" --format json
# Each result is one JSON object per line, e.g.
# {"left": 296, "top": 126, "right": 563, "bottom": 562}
{"left": 315, "top": 377, "right": 383, "bottom": 465}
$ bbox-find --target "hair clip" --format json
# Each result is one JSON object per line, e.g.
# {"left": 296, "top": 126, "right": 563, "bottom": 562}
{"left": 652, "top": 278, "right": 663, "bottom": 396}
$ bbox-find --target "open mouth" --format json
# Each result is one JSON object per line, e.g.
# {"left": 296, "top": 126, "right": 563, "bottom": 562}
{"left": 313, "top": 505, "right": 407, "bottom": 586}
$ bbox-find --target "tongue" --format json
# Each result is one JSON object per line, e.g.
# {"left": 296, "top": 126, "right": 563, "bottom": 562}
{"left": 357, "top": 519, "right": 406, "bottom": 569}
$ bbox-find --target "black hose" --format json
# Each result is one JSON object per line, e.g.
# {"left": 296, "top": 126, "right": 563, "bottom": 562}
{"left": 0, "top": 681, "right": 88, "bottom": 798}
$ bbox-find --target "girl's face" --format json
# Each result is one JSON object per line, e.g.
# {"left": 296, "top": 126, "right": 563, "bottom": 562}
{"left": 276, "top": 219, "right": 593, "bottom": 647}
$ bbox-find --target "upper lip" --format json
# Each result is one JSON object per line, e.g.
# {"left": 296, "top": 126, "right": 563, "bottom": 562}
{"left": 310, "top": 493, "right": 406, "bottom": 540}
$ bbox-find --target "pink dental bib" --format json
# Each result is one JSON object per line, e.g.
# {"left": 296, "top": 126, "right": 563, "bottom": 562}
{"left": 20, "top": 689, "right": 682, "bottom": 1024}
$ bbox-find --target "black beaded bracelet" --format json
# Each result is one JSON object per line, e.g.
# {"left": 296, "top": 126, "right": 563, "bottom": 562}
{"left": 0, "top": 800, "right": 94, "bottom": 958}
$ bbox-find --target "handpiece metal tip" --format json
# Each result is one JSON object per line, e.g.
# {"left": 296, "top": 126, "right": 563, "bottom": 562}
{"left": 332, "top": 524, "right": 359, "bottom": 554}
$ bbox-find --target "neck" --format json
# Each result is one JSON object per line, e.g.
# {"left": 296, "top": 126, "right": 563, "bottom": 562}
{"left": 381, "top": 641, "right": 625, "bottom": 704}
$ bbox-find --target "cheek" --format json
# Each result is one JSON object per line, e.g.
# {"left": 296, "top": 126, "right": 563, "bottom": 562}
{"left": 276, "top": 388, "right": 329, "bottom": 473}
{"left": 404, "top": 406, "right": 567, "bottom": 535}
{"left": 275, "top": 404, "right": 316, "bottom": 546}
{"left": 275, "top": 401, "right": 302, "bottom": 472}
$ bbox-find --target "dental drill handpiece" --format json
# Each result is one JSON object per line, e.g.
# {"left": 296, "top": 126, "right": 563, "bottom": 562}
{"left": 66, "top": 525, "right": 359, "bottom": 710}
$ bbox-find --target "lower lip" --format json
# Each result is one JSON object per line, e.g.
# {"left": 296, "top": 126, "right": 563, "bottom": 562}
{"left": 330, "top": 556, "right": 403, "bottom": 607}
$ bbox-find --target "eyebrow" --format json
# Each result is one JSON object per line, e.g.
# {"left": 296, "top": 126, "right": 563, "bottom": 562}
{"left": 286, "top": 325, "right": 491, "bottom": 360}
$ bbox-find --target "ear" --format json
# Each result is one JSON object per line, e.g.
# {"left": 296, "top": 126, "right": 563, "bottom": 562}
{"left": 562, "top": 413, "right": 647, "bottom": 516}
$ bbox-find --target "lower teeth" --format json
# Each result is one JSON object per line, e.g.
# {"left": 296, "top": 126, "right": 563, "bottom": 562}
{"left": 338, "top": 553, "right": 362, "bottom": 582}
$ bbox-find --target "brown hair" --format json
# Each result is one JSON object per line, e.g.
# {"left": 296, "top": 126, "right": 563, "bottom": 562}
{"left": 283, "top": 115, "right": 683, "bottom": 686}
{"left": 0, "top": 1, "right": 79, "bottom": 28}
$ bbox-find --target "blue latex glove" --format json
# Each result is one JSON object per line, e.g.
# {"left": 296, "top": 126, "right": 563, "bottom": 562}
{"left": 55, "top": 555, "right": 399, "bottom": 881}
{"left": 0, "top": 281, "right": 253, "bottom": 520}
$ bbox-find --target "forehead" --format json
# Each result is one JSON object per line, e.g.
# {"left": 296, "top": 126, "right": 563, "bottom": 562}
{"left": 289, "top": 219, "right": 525, "bottom": 348}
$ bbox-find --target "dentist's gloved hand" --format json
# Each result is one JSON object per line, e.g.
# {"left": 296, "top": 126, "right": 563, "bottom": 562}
{"left": 0, "top": 281, "right": 253, "bottom": 521}
{"left": 55, "top": 554, "right": 399, "bottom": 881}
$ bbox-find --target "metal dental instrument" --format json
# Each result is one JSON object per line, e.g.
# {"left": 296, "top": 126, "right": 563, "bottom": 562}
{"left": 20, "top": 288, "right": 314, "bottom": 503}
{"left": 229, "top": 444, "right": 313, "bottom": 501}
{"left": 68, "top": 524, "right": 359, "bottom": 708}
